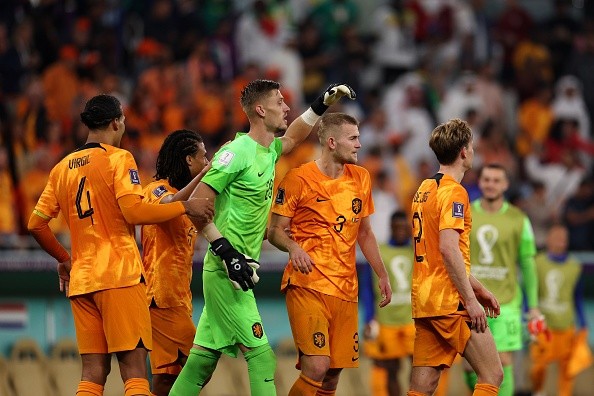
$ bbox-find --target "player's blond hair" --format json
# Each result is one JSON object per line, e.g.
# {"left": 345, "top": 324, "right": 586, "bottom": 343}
{"left": 317, "top": 112, "right": 359, "bottom": 144}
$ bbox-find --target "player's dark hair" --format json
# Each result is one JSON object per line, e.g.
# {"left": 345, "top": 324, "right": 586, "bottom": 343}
{"left": 80, "top": 94, "right": 122, "bottom": 129}
{"left": 429, "top": 118, "right": 472, "bottom": 165}
{"left": 391, "top": 210, "right": 407, "bottom": 223}
{"left": 154, "top": 129, "right": 203, "bottom": 190}
{"left": 240, "top": 79, "right": 280, "bottom": 117}
{"left": 478, "top": 163, "right": 508, "bottom": 179}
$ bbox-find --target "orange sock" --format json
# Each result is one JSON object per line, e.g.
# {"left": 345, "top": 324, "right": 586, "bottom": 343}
{"left": 76, "top": 380, "right": 104, "bottom": 395}
{"left": 288, "top": 373, "right": 323, "bottom": 396}
{"left": 473, "top": 383, "right": 499, "bottom": 396}
{"left": 434, "top": 367, "right": 449, "bottom": 396}
{"left": 407, "top": 391, "right": 427, "bottom": 396}
{"left": 316, "top": 389, "right": 336, "bottom": 395}
{"left": 124, "top": 378, "right": 151, "bottom": 396}
{"left": 370, "top": 364, "right": 388, "bottom": 396}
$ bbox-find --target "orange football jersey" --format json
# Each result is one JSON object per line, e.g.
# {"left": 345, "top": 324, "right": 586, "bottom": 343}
{"left": 272, "top": 161, "right": 374, "bottom": 302}
{"left": 34, "top": 143, "right": 144, "bottom": 297}
{"left": 141, "top": 180, "right": 197, "bottom": 312}
{"left": 410, "top": 173, "right": 471, "bottom": 318}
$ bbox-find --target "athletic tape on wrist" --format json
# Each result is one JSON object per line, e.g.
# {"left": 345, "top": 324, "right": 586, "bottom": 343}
{"left": 301, "top": 108, "right": 321, "bottom": 126}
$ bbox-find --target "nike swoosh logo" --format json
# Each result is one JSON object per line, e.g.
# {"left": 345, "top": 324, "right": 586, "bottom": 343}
{"left": 316, "top": 197, "right": 329, "bottom": 202}
{"left": 264, "top": 378, "right": 274, "bottom": 382}
{"left": 351, "top": 356, "right": 359, "bottom": 362}
{"left": 258, "top": 171, "right": 265, "bottom": 177}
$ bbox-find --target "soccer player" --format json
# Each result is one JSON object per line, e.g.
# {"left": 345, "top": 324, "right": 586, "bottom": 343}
{"left": 530, "top": 224, "right": 587, "bottom": 396}
{"left": 408, "top": 118, "right": 503, "bottom": 396}
{"left": 27, "top": 94, "right": 214, "bottom": 396}
{"left": 140, "top": 129, "right": 211, "bottom": 395}
{"left": 361, "top": 210, "right": 414, "bottom": 396}
{"left": 170, "top": 80, "right": 356, "bottom": 395}
{"left": 463, "top": 163, "right": 541, "bottom": 396}
{"left": 268, "top": 112, "right": 392, "bottom": 395}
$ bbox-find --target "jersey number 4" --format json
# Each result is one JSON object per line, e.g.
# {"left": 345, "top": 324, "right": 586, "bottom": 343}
{"left": 76, "top": 176, "right": 95, "bottom": 220}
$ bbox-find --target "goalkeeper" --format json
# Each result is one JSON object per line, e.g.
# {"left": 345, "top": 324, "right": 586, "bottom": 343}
{"left": 170, "top": 80, "right": 356, "bottom": 396}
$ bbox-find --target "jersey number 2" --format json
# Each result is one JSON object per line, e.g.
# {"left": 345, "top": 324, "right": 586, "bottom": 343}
{"left": 76, "top": 176, "right": 94, "bottom": 220}
{"left": 412, "top": 211, "right": 426, "bottom": 262}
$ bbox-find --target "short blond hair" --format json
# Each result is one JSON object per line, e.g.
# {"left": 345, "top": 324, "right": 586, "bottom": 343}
{"left": 317, "top": 112, "right": 359, "bottom": 144}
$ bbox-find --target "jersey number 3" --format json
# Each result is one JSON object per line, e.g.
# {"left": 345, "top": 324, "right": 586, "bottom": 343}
{"left": 76, "top": 176, "right": 94, "bottom": 220}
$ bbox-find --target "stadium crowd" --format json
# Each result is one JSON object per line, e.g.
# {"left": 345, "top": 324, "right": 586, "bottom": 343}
{"left": 1, "top": 0, "right": 594, "bottom": 252}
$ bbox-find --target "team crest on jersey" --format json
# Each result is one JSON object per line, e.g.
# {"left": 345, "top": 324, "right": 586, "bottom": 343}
{"left": 129, "top": 169, "right": 141, "bottom": 185}
{"left": 452, "top": 202, "right": 464, "bottom": 218}
{"left": 218, "top": 150, "right": 235, "bottom": 166}
{"left": 252, "top": 322, "right": 264, "bottom": 339}
{"left": 352, "top": 198, "right": 362, "bottom": 214}
{"left": 152, "top": 185, "right": 168, "bottom": 198}
{"left": 313, "top": 332, "right": 326, "bottom": 348}
{"left": 275, "top": 188, "right": 285, "bottom": 204}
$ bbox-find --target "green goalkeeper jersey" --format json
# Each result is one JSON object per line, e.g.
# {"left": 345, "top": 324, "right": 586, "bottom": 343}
{"left": 201, "top": 133, "right": 282, "bottom": 271}
{"left": 470, "top": 200, "right": 538, "bottom": 306}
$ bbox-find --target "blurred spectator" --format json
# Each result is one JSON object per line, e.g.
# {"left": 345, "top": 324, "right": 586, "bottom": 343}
{"left": 0, "top": 147, "right": 18, "bottom": 248}
{"left": 543, "top": 118, "right": 594, "bottom": 167}
{"left": 382, "top": 73, "right": 435, "bottom": 177}
{"left": 0, "top": 22, "right": 26, "bottom": 97}
{"left": 520, "top": 181, "right": 556, "bottom": 250}
{"left": 493, "top": 0, "right": 534, "bottom": 84}
{"left": 567, "top": 22, "right": 594, "bottom": 133}
{"left": 552, "top": 75, "right": 591, "bottom": 139}
{"left": 516, "top": 83, "right": 554, "bottom": 158}
{"left": 298, "top": 20, "right": 333, "bottom": 104}
{"left": 438, "top": 72, "right": 484, "bottom": 124}
{"left": 475, "top": 119, "right": 518, "bottom": 180}
{"left": 370, "top": 170, "right": 400, "bottom": 244}
{"left": 308, "top": 0, "right": 358, "bottom": 50}
{"left": 370, "top": 0, "right": 418, "bottom": 85}
{"left": 512, "top": 27, "right": 553, "bottom": 101}
{"left": 562, "top": 178, "right": 594, "bottom": 251}
{"left": 42, "top": 45, "right": 80, "bottom": 127}
{"left": 543, "top": 0, "right": 580, "bottom": 80}
{"left": 525, "top": 147, "right": 586, "bottom": 219}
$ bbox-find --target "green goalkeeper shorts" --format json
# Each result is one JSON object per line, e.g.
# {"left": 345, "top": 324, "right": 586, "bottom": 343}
{"left": 487, "top": 302, "right": 522, "bottom": 352}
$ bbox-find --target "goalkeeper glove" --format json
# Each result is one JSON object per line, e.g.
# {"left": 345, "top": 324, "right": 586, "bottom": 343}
{"left": 210, "top": 237, "right": 259, "bottom": 291}
{"left": 310, "top": 83, "right": 356, "bottom": 116}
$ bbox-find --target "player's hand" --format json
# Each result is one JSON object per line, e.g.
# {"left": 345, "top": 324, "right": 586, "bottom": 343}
{"left": 377, "top": 276, "right": 392, "bottom": 308}
{"left": 288, "top": 245, "right": 314, "bottom": 274}
{"left": 310, "top": 83, "right": 356, "bottom": 115}
{"left": 475, "top": 287, "right": 500, "bottom": 318}
{"left": 57, "top": 259, "right": 71, "bottom": 296}
{"left": 183, "top": 197, "right": 214, "bottom": 225}
{"left": 466, "top": 298, "right": 488, "bottom": 333}
{"left": 527, "top": 313, "right": 550, "bottom": 342}
{"left": 210, "top": 237, "right": 258, "bottom": 291}
{"left": 364, "top": 319, "right": 380, "bottom": 340}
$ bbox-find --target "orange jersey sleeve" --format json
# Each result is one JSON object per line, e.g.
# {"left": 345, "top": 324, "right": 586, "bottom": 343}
{"left": 34, "top": 143, "right": 145, "bottom": 296}
{"left": 141, "top": 180, "right": 196, "bottom": 312}
{"left": 410, "top": 173, "right": 471, "bottom": 318}
{"left": 272, "top": 162, "right": 374, "bottom": 302}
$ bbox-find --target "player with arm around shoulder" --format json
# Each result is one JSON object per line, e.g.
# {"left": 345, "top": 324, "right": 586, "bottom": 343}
{"left": 26, "top": 95, "right": 213, "bottom": 396}
{"left": 169, "top": 80, "right": 356, "bottom": 396}
{"left": 268, "top": 112, "right": 392, "bottom": 395}
{"left": 407, "top": 119, "right": 503, "bottom": 396}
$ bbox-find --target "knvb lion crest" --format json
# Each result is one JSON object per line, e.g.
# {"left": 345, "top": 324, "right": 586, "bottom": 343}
{"left": 252, "top": 322, "right": 264, "bottom": 339}
{"left": 313, "top": 332, "right": 326, "bottom": 348}
{"left": 352, "top": 198, "right": 362, "bottom": 214}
